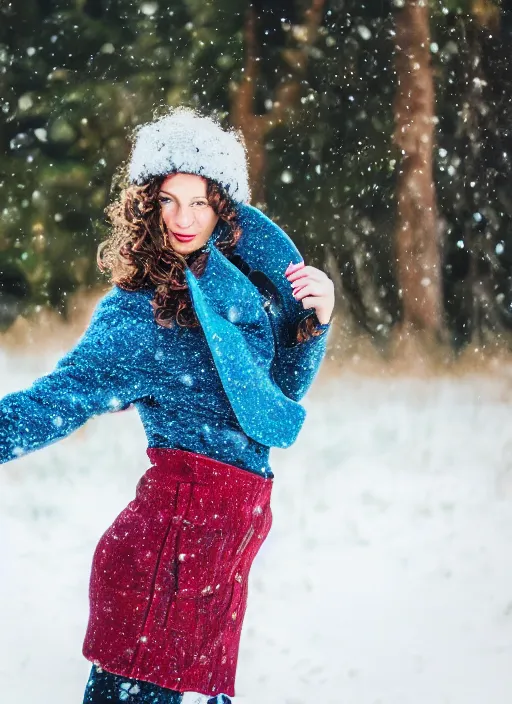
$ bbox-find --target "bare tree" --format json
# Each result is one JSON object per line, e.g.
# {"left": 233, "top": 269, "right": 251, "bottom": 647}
{"left": 230, "top": 0, "right": 326, "bottom": 205}
{"left": 393, "top": 0, "right": 443, "bottom": 344}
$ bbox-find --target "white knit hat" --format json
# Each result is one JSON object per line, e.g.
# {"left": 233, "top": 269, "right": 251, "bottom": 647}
{"left": 128, "top": 107, "right": 251, "bottom": 204}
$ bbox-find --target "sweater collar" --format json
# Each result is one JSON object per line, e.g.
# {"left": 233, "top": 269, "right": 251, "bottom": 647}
{"left": 182, "top": 204, "right": 308, "bottom": 448}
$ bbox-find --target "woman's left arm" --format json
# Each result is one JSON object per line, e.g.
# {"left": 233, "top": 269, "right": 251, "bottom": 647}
{"left": 269, "top": 261, "right": 335, "bottom": 402}
{"left": 285, "top": 261, "right": 335, "bottom": 325}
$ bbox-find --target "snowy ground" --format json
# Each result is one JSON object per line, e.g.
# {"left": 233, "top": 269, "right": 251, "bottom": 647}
{"left": 1, "top": 347, "right": 512, "bottom": 704}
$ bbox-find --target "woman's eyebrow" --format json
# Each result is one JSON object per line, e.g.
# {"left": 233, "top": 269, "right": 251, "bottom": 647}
{"left": 158, "top": 190, "right": 207, "bottom": 199}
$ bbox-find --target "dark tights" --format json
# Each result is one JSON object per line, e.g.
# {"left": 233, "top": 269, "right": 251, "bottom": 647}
{"left": 82, "top": 665, "right": 231, "bottom": 703}
{"left": 82, "top": 666, "right": 182, "bottom": 703}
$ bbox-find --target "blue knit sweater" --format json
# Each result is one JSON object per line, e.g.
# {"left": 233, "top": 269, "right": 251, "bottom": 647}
{"left": 0, "top": 279, "right": 330, "bottom": 478}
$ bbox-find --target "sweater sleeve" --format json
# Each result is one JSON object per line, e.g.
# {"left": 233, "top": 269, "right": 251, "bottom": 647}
{"left": 233, "top": 203, "right": 333, "bottom": 402}
{"left": 269, "top": 306, "right": 332, "bottom": 402}
{"left": 0, "top": 287, "right": 154, "bottom": 465}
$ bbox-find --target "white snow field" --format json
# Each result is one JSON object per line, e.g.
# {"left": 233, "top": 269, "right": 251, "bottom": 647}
{"left": 1, "top": 346, "right": 512, "bottom": 704}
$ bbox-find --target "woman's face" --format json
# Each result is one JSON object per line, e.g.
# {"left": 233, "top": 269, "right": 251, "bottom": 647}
{"left": 158, "top": 173, "right": 219, "bottom": 255}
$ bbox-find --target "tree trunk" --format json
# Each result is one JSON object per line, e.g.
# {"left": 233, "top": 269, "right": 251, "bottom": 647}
{"left": 230, "top": 6, "right": 267, "bottom": 206}
{"left": 230, "top": 1, "right": 326, "bottom": 206}
{"left": 393, "top": 1, "right": 443, "bottom": 340}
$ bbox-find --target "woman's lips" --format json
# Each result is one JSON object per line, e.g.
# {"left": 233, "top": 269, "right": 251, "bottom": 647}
{"left": 172, "top": 232, "right": 197, "bottom": 242}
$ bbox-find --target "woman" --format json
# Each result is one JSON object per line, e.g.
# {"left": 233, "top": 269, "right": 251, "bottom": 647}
{"left": 0, "top": 108, "right": 335, "bottom": 703}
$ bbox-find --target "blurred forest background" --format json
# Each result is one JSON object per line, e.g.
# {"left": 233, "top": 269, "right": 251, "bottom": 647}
{"left": 1, "top": 0, "right": 512, "bottom": 360}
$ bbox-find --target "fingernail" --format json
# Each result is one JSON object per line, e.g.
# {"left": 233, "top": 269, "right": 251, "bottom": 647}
{"left": 285, "top": 261, "right": 304, "bottom": 276}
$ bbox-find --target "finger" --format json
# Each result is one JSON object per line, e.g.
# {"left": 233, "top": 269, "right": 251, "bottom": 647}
{"left": 300, "top": 295, "right": 321, "bottom": 311}
{"left": 287, "top": 266, "right": 319, "bottom": 283}
{"left": 291, "top": 277, "right": 327, "bottom": 294}
{"left": 290, "top": 272, "right": 312, "bottom": 288}
{"left": 291, "top": 282, "right": 308, "bottom": 295}
{"left": 294, "top": 278, "right": 333, "bottom": 295}
{"left": 293, "top": 284, "right": 322, "bottom": 300}
{"left": 285, "top": 260, "right": 305, "bottom": 276}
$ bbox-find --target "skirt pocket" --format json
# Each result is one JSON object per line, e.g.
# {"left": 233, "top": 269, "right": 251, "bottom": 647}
{"left": 175, "top": 522, "right": 229, "bottom": 598}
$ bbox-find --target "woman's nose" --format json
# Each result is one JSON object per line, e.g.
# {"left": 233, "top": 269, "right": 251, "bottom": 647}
{"left": 174, "top": 206, "right": 195, "bottom": 229}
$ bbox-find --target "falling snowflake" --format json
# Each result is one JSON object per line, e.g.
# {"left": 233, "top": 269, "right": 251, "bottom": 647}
{"left": 356, "top": 26, "right": 372, "bottom": 40}
{"left": 140, "top": 1, "right": 158, "bottom": 16}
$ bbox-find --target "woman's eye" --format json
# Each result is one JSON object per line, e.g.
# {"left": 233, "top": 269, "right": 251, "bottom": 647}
{"left": 158, "top": 197, "right": 173, "bottom": 204}
{"left": 192, "top": 201, "right": 208, "bottom": 208}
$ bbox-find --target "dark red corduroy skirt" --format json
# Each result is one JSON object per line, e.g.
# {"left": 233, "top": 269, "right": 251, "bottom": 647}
{"left": 82, "top": 448, "right": 273, "bottom": 698}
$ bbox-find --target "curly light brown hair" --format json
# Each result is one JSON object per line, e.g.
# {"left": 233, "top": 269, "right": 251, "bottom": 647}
{"left": 97, "top": 174, "right": 324, "bottom": 341}
{"left": 97, "top": 175, "right": 241, "bottom": 329}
